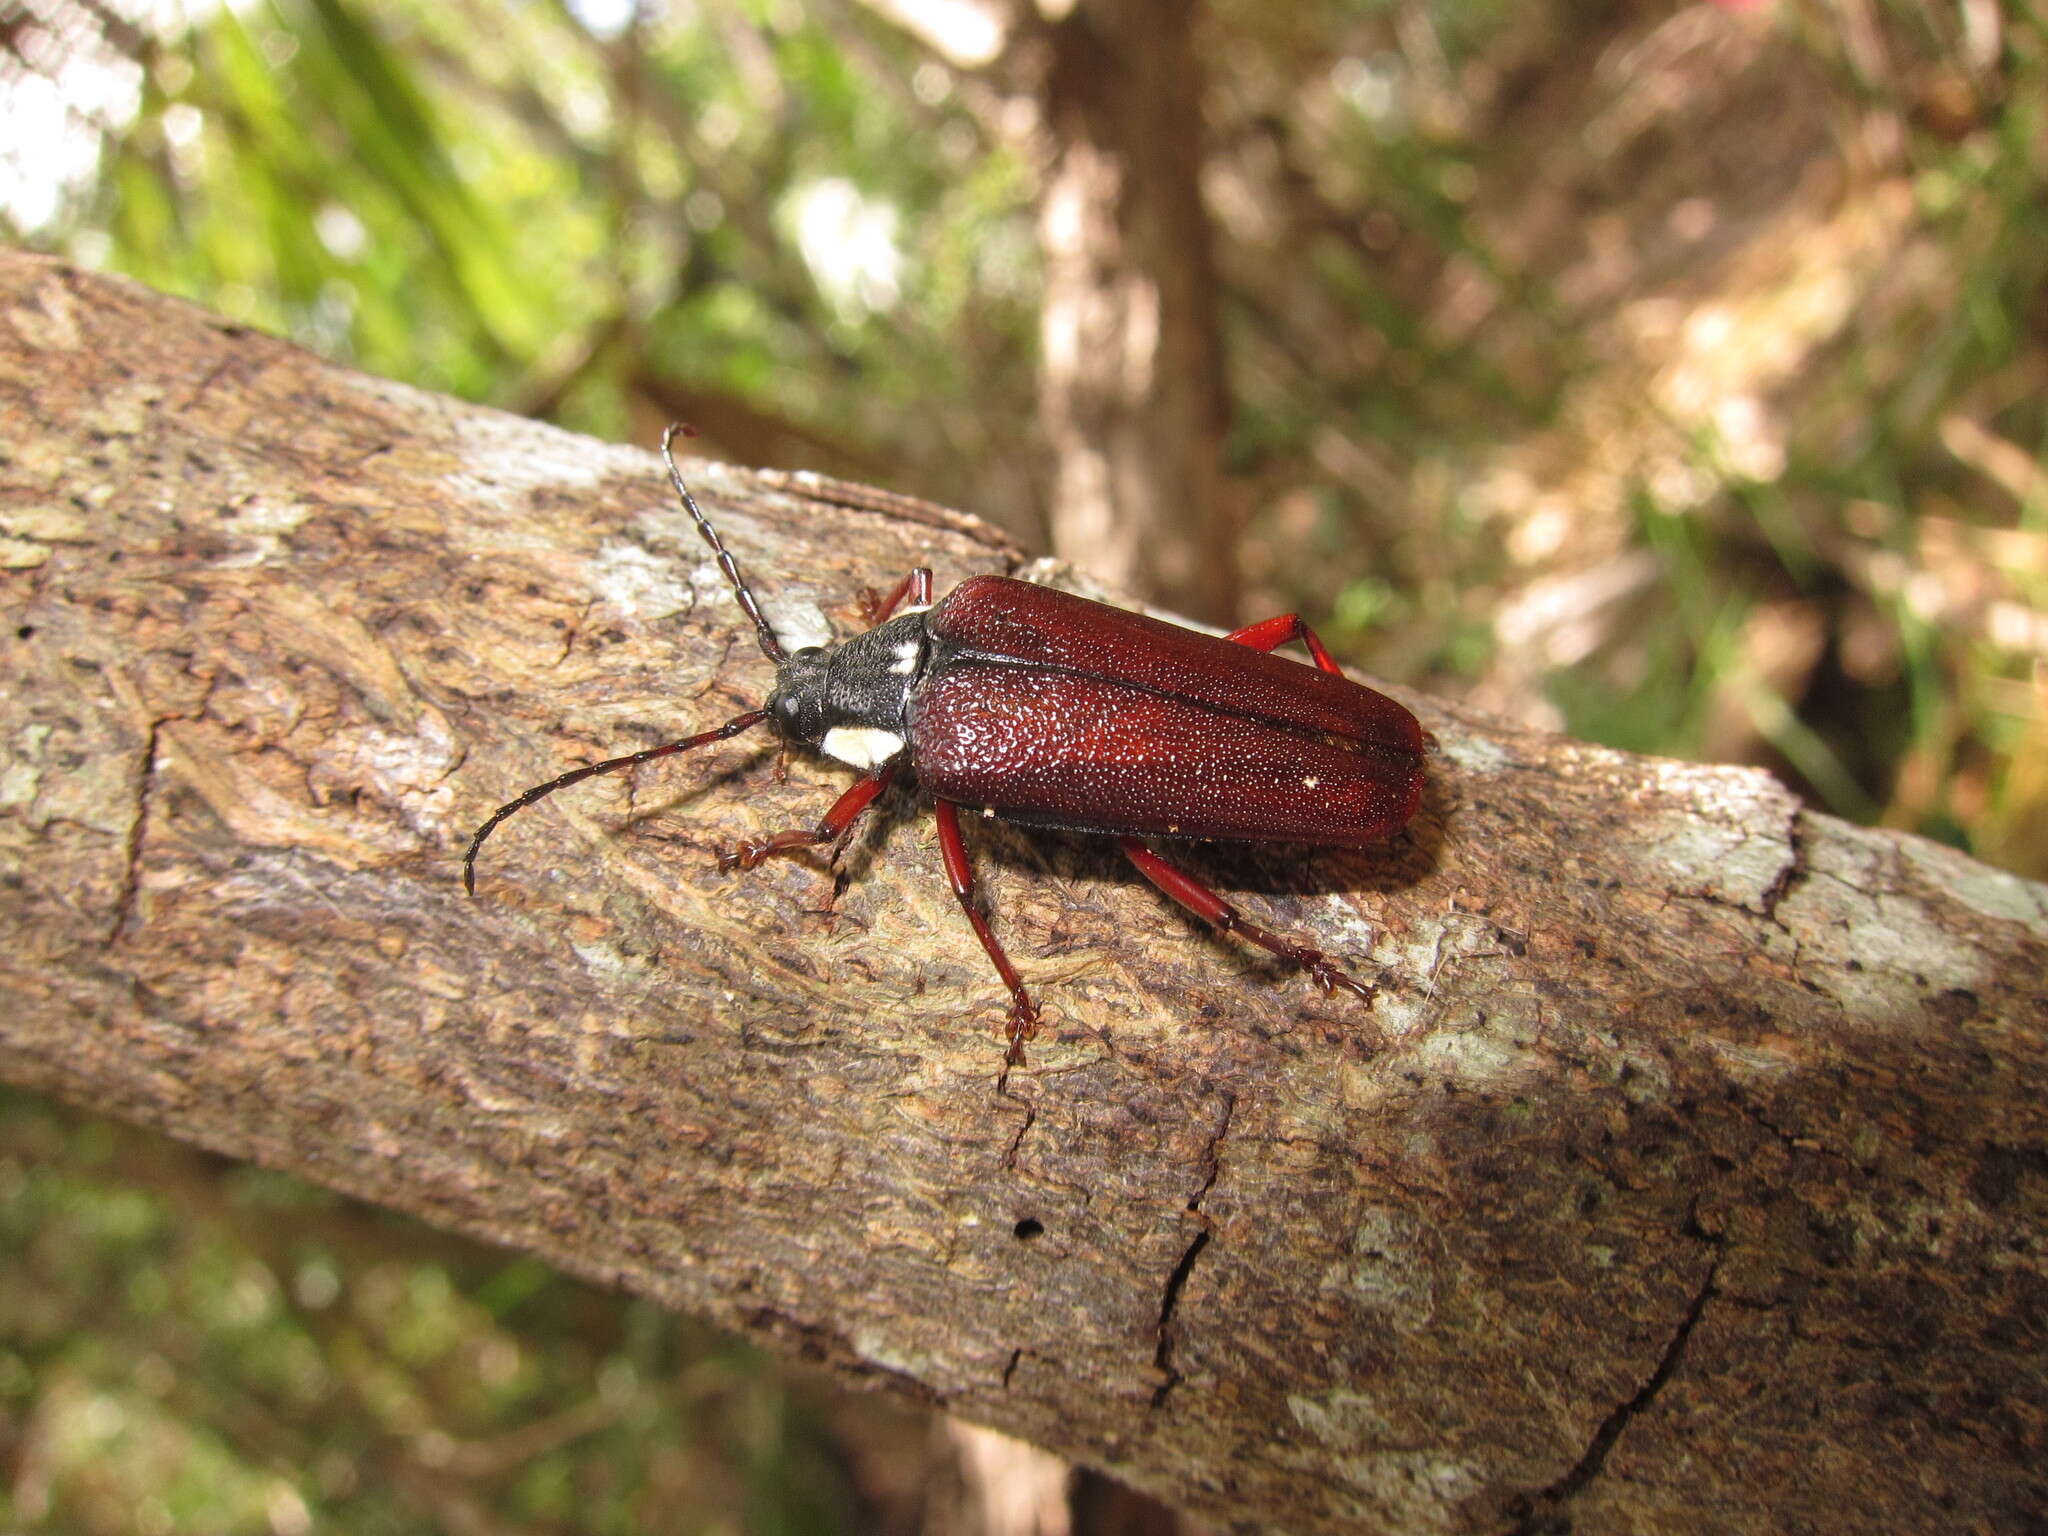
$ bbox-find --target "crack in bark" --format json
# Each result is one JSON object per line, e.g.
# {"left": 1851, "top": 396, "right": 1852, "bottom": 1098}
{"left": 1755, "top": 808, "right": 1833, "bottom": 997}
{"left": 1504, "top": 1253, "right": 1721, "bottom": 1536}
{"left": 1149, "top": 1093, "right": 1234, "bottom": 1410}
{"left": 1728, "top": 1091, "right": 1852, "bottom": 1171}
{"left": 1148, "top": 1228, "right": 1209, "bottom": 1411}
{"left": 996, "top": 1076, "right": 1036, "bottom": 1169}
{"left": 1758, "top": 806, "right": 1806, "bottom": 923}
{"left": 108, "top": 716, "right": 167, "bottom": 946}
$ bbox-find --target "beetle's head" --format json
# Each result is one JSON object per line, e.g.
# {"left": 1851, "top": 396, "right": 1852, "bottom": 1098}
{"left": 767, "top": 645, "right": 833, "bottom": 746}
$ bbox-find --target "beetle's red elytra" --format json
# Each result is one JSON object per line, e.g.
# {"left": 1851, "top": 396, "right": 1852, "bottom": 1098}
{"left": 465, "top": 427, "right": 1426, "bottom": 1062}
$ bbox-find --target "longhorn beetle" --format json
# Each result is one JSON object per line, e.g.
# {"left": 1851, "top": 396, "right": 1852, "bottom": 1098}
{"left": 465, "top": 426, "right": 1427, "bottom": 1063}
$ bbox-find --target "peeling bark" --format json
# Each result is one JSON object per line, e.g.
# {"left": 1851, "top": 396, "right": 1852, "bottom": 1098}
{"left": 2, "top": 253, "right": 2046, "bottom": 1534}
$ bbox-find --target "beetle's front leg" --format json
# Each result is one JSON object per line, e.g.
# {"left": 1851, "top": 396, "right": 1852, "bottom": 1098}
{"left": 1119, "top": 838, "right": 1373, "bottom": 1003}
{"left": 857, "top": 567, "right": 934, "bottom": 627}
{"left": 933, "top": 800, "right": 1041, "bottom": 1063}
{"left": 719, "top": 763, "right": 898, "bottom": 872}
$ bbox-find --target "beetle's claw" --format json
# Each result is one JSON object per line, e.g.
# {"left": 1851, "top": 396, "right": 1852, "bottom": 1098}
{"left": 718, "top": 841, "right": 768, "bottom": 873}
{"left": 1308, "top": 954, "right": 1374, "bottom": 1003}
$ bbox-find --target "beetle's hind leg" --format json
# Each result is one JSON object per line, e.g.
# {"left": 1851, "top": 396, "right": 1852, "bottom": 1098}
{"left": 1118, "top": 839, "right": 1372, "bottom": 1004}
{"left": 1225, "top": 612, "right": 1344, "bottom": 674}
{"left": 934, "top": 800, "right": 1041, "bottom": 1064}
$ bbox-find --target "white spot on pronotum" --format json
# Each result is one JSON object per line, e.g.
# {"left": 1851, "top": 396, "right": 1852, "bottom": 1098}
{"left": 1303, "top": 776, "right": 1320, "bottom": 788}
{"left": 891, "top": 639, "right": 921, "bottom": 675}
{"left": 1167, "top": 824, "right": 1181, "bottom": 834}
{"left": 820, "top": 726, "right": 906, "bottom": 768}
{"left": 982, "top": 806, "right": 995, "bottom": 818}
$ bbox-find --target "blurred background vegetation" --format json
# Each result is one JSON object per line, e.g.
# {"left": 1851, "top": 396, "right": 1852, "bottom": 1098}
{"left": 3, "top": 0, "right": 2044, "bottom": 1529}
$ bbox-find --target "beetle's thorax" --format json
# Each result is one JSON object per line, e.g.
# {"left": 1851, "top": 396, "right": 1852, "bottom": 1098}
{"left": 767, "top": 611, "right": 929, "bottom": 768}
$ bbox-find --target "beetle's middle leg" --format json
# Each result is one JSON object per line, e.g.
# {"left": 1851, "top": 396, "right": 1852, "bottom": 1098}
{"left": 858, "top": 567, "right": 934, "bottom": 627}
{"left": 1224, "top": 612, "right": 1343, "bottom": 674}
{"left": 933, "top": 799, "right": 1041, "bottom": 1064}
{"left": 720, "top": 763, "right": 898, "bottom": 871}
{"left": 1118, "top": 838, "right": 1372, "bottom": 1003}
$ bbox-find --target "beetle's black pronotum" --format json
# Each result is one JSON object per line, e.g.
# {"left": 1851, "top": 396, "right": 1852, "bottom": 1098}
{"left": 465, "top": 426, "right": 1427, "bottom": 1062}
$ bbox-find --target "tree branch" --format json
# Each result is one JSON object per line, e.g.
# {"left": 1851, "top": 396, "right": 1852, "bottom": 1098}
{"left": 2, "top": 251, "right": 2044, "bottom": 1534}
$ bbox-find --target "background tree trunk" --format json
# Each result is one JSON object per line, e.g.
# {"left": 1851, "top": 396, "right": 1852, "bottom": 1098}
{"left": 1030, "top": 0, "right": 1235, "bottom": 626}
{"left": 2, "top": 252, "right": 2045, "bottom": 1534}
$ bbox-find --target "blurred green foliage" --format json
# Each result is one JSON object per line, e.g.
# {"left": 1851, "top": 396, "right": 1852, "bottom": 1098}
{"left": 0, "top": 1087, "right": 914, "bottom": 1532}
{"left": 60, "top": 0, "right": 1043, "bottom": 514}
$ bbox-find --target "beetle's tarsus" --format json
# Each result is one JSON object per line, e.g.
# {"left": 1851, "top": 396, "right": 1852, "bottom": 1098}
{"left": 720, "top": 837, "right": 800, "bottom": 872}
{"left": 1308, "top": 957, "right": 1374, "bottom": 1002}
{"left": 1003, "top": 997, "right": 1041, "bottom": 1065}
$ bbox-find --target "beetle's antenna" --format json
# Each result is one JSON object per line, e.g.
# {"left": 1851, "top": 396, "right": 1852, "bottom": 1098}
{"left": 662, "top": 424, "right": 785, "bottom": 666}
{"left": 464, "top": 709, "right": 770, "bottom": 896}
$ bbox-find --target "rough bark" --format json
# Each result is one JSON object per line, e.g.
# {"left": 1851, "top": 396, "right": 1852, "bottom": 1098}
{"left": 2, "top": 251, "right": 2046, "bottom": 1534}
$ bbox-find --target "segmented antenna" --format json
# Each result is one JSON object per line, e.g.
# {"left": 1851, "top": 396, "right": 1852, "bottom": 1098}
{"left": 463, "top": 710, "right": 770, "bottom": 896}
{"left": 662, "top": 423, "right": 785, "bottom": 665}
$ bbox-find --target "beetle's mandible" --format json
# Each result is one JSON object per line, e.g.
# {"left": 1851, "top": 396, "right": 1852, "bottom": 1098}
{"left": 464, "top": 426, "right": 1427, "bottom": 1062}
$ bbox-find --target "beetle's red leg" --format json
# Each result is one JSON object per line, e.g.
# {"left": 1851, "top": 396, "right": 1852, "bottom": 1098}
{"left": 1225, "top": 613, "right": 1343, "bottom": 675}
{"left": 858, "top": 568, "right": 935, "bottom": 627}
{"left": 1118, "top": 837, "right": 1372, "bottom": 1003}
{"left": 934, "top": 799, "right": 1041, "bottom": 1064}
{"left": 720, "top": 764, "right": 899, "bottom": 871}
